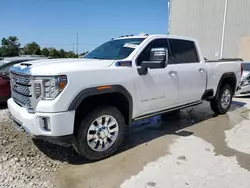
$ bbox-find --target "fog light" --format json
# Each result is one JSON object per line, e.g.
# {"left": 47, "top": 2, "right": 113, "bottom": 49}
{"left": 39, "top": 117, "right": 51, "bottom": 132}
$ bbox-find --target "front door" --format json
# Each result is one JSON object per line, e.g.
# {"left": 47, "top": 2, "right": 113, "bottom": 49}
{"left": 133, "top": 38, "right": 179, "bottom": 117}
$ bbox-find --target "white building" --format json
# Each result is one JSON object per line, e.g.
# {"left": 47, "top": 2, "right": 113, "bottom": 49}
{"left": 169, "top": 0, "right": 250, "bottom": 60}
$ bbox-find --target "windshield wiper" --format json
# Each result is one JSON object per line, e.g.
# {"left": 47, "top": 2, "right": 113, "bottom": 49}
{"left": 91, "top": 57, "right": 108, "bottom": 60}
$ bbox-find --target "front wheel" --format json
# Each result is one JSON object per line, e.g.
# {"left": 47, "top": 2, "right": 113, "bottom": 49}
{"left": 210, "top": 84, "right": 233, "bottom": 114}
{"left": 75, "top": 106, "right": 125, "bottom": 161}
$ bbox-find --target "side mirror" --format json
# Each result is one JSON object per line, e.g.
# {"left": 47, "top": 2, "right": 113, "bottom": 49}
{"left": 138, "top": 48, "right": 168, "bottom": 75}
{"left": 150, "top": 48, "right": 168, "bottom": 62}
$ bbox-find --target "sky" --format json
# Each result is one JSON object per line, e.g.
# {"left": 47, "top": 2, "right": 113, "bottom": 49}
{"left": 0, "top": 0, "right": 168, "bottom": 53}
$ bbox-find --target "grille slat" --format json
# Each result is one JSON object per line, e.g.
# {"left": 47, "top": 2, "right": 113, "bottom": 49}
{"left": 12, "top": 90, "right": 32, "bottom": 108}
{"left": 12, "top": 84, "right": 31, "bottom": 96}
{"left": 10, "top": 72, "right": 32, "bottom": 109}
{"left": 10, "top": 72, "right": 31, "bottom": 85}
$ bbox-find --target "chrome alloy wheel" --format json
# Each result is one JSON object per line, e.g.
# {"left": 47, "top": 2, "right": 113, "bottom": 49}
{"left": 221, "top": 89, "right": 231, "bottom": 109}
{"left": 87, "top": 115, "right": 119, "bottom": 152}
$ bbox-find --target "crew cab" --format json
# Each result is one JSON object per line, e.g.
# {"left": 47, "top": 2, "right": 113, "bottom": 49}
{"left": 7, "top": 34, "right": 242, "bottom": 160}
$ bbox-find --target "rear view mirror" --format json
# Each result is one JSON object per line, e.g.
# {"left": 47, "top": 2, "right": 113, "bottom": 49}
{"left": 138, "top": 48, "right": 168, "bottom": 75}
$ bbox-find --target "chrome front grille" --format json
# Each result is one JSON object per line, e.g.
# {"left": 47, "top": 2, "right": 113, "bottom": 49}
{"left": 10, "top": 72, "right": 32, "bottom": 109}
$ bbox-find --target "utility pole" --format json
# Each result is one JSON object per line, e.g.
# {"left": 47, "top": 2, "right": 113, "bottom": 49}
{"left": 76, "top": 32, "right": 79, "bottom": 57}
{"left": 168, "top": 0, "right": 172, "bottom": 34}
{"left": 220, "top": 0, "right": 228, "bottom": 58}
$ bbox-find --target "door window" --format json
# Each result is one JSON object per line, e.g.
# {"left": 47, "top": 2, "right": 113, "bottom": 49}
{"left": 169, "top": 39, "right": 199, "bottom": 64}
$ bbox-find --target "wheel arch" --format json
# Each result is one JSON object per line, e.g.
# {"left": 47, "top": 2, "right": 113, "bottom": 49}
{"left": 68, "top": 85, "right": 133, "bottom": 132}
{"left": 215, "top": 72, "right": 237, "bottom": 99}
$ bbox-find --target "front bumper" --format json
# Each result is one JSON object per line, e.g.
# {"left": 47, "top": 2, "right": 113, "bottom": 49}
{"left": 7, "top": 98, "right": 75, "bottom": 146}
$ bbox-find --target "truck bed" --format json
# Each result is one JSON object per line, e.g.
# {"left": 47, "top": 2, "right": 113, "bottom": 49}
{"left": 205, "top": 60, "right": 242, "bottom": 95}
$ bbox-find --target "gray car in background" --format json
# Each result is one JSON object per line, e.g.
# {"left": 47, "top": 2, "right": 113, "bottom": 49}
{"left": 0, "top": 55, "right": 50, "bottom": 73}
{"left": 235, "top": 62, "right": 250, "bottom": 97}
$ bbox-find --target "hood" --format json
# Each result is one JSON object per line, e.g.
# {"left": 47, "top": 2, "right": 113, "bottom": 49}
{"left": 12, "top": 58, "right": 115, "bottom": 75}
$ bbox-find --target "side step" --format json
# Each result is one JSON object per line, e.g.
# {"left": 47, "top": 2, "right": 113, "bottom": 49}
{"left": 134, "top": 101, "right": 202, "bottom": 121}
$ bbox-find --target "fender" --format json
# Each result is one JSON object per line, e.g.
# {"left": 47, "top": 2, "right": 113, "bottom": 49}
{"left": 215, "top": 72, "right": 237, "bottom": 99}
{"left": 68, "top": 85, "right": 133, "bottom": 123}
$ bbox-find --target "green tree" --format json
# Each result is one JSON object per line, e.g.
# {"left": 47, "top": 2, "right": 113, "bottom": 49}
{"left": 41, "top": 47, "right": 50, "bottom": 57}
{"left": 23, "top": 42, "right": 41, "bottom": 55}
{"left": 1, "top": 36, "right": 20, "bottom": 57}
{"left": 79, "top": 51, "right": 88, "bottom": 57}
{"left": 59, "top": 49, "right": 66, "bottom": 58}
{"left": 49, "top": 48, "right": 59, "bottom": 58}
{"left": 65, "top": 51, "right": 76, "bottom": 58}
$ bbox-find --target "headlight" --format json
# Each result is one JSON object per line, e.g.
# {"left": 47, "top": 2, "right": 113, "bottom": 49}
{"left": 34, "top": 75, "right": 68, "bottom": 100}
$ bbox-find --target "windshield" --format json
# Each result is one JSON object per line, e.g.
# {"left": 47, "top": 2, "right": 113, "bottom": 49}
{"left": 84, "top": 38, "right": 145, "bottom": 60}
{"left": 0, "top": 60, "right": 31, "bottom": 75}
{"left": 0, "top": 63, "right": 13, "bottom": 75}
{"left": 0, "top": 60, "right": 8, "bottom": 67}
{"left": 243, "top": 63, "right": 250, "bottom": 71}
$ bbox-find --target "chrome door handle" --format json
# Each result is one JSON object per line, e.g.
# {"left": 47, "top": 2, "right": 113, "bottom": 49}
{"left": 199, "top": 68, "right": 205, "bottom": 73}
{"left": 169, "top": 71, "right": 177, "bottom": 76}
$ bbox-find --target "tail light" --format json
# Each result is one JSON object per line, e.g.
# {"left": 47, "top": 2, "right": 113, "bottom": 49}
{"left": 241, "top": 63, "right": 244, "bottom": 76}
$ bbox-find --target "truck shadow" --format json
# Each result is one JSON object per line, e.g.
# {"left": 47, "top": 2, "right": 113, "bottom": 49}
{"left": 33, "top": 100, "right": 246, "bottom": 165}
{"left": 0, "top": 104, "right": 7, "bottom": 109}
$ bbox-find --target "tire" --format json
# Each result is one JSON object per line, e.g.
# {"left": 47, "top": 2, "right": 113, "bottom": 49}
{"left": 210, "top": 84, "right": 233, "bottom": 114}
{"left": 75, "top": 106, "right": 125, "bottom": 161}
{"left": 210, "top": 100, "right": 219, "bottom": 114}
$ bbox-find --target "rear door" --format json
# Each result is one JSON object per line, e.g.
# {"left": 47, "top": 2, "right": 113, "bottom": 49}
{"left": 168, "top": 39, "right": 206, "bottom": 105}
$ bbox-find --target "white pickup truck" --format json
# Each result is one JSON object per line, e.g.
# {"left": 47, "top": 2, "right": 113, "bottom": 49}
{"left": 8, "top": 34, "right": 242, "bottom": 160}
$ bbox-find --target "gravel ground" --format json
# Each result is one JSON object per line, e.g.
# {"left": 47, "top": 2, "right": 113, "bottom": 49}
{"left": 0, "top": 106, "right": 77, "bottom": 188}
{"left": 0, "top": 108, "right": 9, "bottom": 123}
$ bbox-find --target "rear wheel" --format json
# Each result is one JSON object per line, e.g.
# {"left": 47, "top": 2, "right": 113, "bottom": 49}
{"left": 210, "top": 84, "right": 233, "bottom": 114}
{"left": 75, "top": 106, "right": 125, "bottom": 161}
